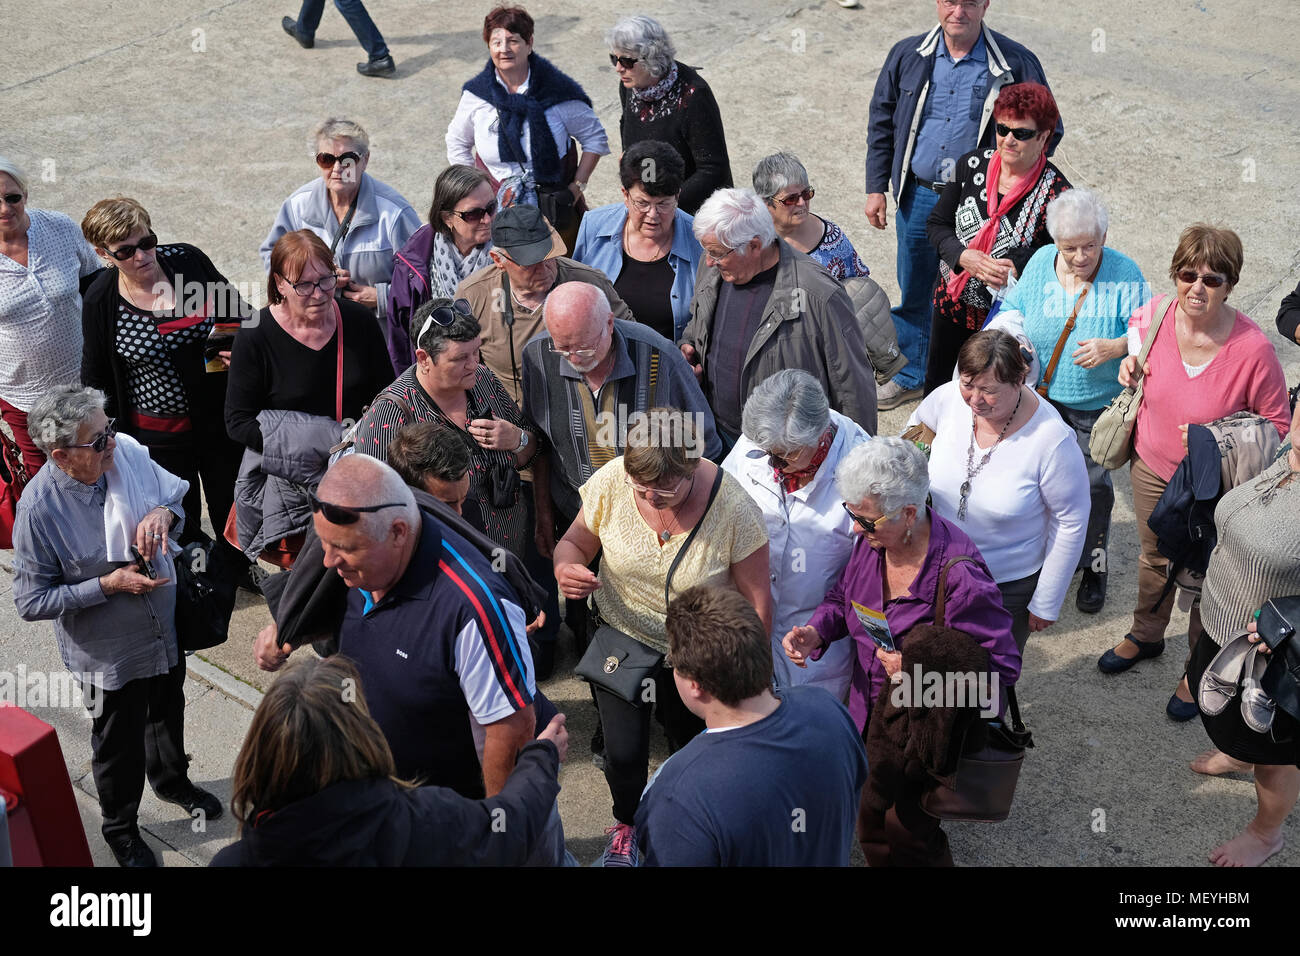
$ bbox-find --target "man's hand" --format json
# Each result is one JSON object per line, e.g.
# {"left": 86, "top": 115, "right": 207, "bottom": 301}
{"left": 555, "top": 562, "right": 601, "bottom": 600}
{"left": 679, "top": 343, "right": 703, "bottom": 382}
{"left": 99, "top": 567, "right": 168, "bottom": 596}
{"left": 525, "top": 610, "right": 546, "bottom": 635}
{"left": 255, "top": 621, "right": 293, "bottom": 671}
{"left": 1028, "top": 613, "right": 1055, "bottom": 633}
{"left": 865, "top": 193, "right": 888, "bottom": 230}
{"left": 537, "top": 713, "right": 568, "bottom": 763}
{"left": 782, "top": 624, "right": 824, "bottom": 668}
{"left": 134, "top": 507, "right": 172, "bottom": 561}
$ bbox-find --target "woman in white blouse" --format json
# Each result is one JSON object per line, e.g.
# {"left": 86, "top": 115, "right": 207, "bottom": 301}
{"left": 445, "top": 5, "right": 608, "bottom": 248}
{"left": 0, "top": 157, "right": 101, "bottom": 474}
{"left": 906, "top": 330, "right": 1090, "bottom": 653}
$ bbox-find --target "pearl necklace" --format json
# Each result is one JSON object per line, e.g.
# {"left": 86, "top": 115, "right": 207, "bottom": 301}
{"left": 958, "top": 390, "right": 1023, "bottom": 520}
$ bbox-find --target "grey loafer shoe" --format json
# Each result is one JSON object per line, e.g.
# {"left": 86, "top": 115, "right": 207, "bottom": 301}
{"left": 1198, "top": 632, "right": 1254, "bottom": 716}
{"left": 1240, "top": 642, "right": 1277, "bottom": 733}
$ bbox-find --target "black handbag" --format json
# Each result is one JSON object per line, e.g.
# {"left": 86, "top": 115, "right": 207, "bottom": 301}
{"left": 174, "top": 537, "right": 238, "bottom": 653}
{"left": 574, "top": 468, "right": 725, "bottom": 702}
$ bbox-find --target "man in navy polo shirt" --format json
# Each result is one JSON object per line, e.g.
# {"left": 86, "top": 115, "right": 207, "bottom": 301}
{"left": 312, "top": 455, "right": 537, "bottom": 799}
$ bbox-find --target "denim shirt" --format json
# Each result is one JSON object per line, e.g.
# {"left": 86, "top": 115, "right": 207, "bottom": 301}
{"left": 911, "top": 32, "right": 987, "bottom": 183}
{"left": 12, "top": 463, "right": 182, "bottom": 691}
{"left": 571, "top": 202, "right": 703, "bottom": 342}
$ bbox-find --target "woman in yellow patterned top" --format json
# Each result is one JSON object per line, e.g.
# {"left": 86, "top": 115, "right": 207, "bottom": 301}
{"left": 554, "top": 407, "right": 769, "bottom": 866}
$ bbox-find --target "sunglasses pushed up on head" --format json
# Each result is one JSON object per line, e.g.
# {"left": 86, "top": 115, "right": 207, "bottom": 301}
{"left": 309, "top": 492, "right": 405, "bottom": 526}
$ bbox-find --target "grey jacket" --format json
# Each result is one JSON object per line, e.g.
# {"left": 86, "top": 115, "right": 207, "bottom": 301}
{"left": 843, "top": 274, "right": 904, "bottom": 386}
{"left": 235, "top": 410, "right": 340, "bottom": 560}
{"left": 683, "top": 239, "right": 878, "bottom": 435}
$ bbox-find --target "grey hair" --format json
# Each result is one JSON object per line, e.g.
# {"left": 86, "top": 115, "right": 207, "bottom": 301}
{"left": 741, "top": 370, "right": 830, "bottom": 452}
{"left": 313, "top": 118, "right": 370, "bottom": 156}
{"left": 834, "top": 437, "right": 929, "bottom": 516}
{"left": 692, "top": 188, "right": 777, "bottom": 251}
{"left": 320, "top": 455, "right": 419, "bottom": 542}
{"left": 1046, "top": 187, "right": 1108, "bottom": 243}
{"left": 28, "top": 385, "right": 106, "bottom": 455}
{"left": 605, "top": 15, "right": 676, "bottom": 79}
{"left": 751, "top": 152, "right": 809, "bottom": 203}
{"left": 0, "top": 156, "right": 29, "bottom": 197}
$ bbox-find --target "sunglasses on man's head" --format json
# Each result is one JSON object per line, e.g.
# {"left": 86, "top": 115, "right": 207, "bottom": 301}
{"left": 309, "top": 492, "right": 405, "bottom": 526}
{"left": 774, "top": 187, "right": 815, "bottom": 207}
{"left": 418, "top": 298, "right": 476, "bottom": 342}
{"left": 452, "top": 200, "right": 498, "bottom": 224}
{"left": 609, "top": 54, "right": 641, "bottom": 69}
{"left": 316, "top": 151, "right": 361, "bottom": 169}
{"left": 105, "top": 232, "right": 158, "bottom": 261}
{"left": 68, "top": 418, "right": 116, "bottom": 453}
{"left": 1, "top": 193, "right": 23, "bottom": 206}
{"left": 1176, "top": 270, "right": 1227, "bottom": 288}
{"left": 995, "top": 123, "right": 1039, "bottom": 141}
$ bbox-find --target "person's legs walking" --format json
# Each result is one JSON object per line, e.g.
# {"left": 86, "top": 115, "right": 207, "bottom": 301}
{"left": 295, "top": 0, "right": 327, "bottom": 36}
{"left": 1209, "top": 764, "right": 1299, "bottom": 866}
{"left": 90, "top": 678, "right": 149, "bottom": 845}
{"left": 144, "top": 660, "right": 189, "bottom": 798}
{"left": 1128, "top": 457, "right": 1174, "bottom": 645}
{"left": 593, "top": 683, "right": 651, "bottom": 865}
{"left": 333, "top": 0, "right": 390, "bottom": 61}
{"left": 887, "top": 181, "right": 940, "bottom": 397}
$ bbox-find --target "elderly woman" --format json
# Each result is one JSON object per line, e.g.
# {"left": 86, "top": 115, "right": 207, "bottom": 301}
{"left": 752, "top": 152, "right": 869, "bottom": 281}
{"left": 995, "top": 188, "right": 1152, "bottom": 614}
{"left": 572, "top": 140, "right": 703, "bottom": 342}
{"left": 354, "top": 297, "right": 538, "bottom": 557}
{"left": 608, "top": 15, "right": 731, "bottom": 215}
{"left": 80, "top": 197, "right": 250, "bottom": 568}
{"left": 12, "top": 385, "right": 221, "bottom": 867}
{"left": 260, "top": 118, "right": 420, "bottom": 326}
{"left": 1182, "top": 405, "right": 1300, "bottom": 867}
{"left": 385, "top": 165, "right": 496, "bottom": 374}
{"left": 923, "top": 82, "right": 1070, "bottom": 395}
{"left": 722, "top": 369, "right": 870, "bottom": 700}
{"left": 783, "top": 437, "right": 1020, "bottom": 866}
{"left": 1099, "top": 225, "right": 1291, "bottom": 707}
{"left": 907, "top": 331, "right": 1090, "bottom": 652}
{"left": 446, "top": 5, "right": 608, "bottom": 246}
{"left": 553, "top": 408, "right": 770, "bottom": 866}
{"left": 0, "top": 157, "right": 100, "bottom": 474}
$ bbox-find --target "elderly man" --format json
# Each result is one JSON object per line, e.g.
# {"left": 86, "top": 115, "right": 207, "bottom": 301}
{"left": 680, "top": 188, "right": 877, "bottom": 451}
{"left": 458, "top": 204, "right": 633, "bottom": 406}
{"left": 864, "top": 0, "right": 1061, "bottom": 410}
{"left": 13, "top": 385, "right": 220, "bottom": 868}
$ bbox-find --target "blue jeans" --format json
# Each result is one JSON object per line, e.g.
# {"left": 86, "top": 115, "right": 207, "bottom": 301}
{"left": 296, "top": 0, "right": 389, "bottom": 59}
{"left": 891, "top": 180, "right": 941, "bottom": 390}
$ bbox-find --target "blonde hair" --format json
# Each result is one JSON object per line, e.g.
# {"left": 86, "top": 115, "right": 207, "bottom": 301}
{"left": 313, "top": 118, "right": 370, "bottom": 156}
{"left": 81, "top": 197, "right": 153, "bottom": 249}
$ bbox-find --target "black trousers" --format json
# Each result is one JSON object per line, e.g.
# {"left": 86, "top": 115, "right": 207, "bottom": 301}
{"left": 923, "top": 313, "right": 980, "bottom": 396}
{"left": 594, "top": 661, "right": 704, "bottom": 825}
{"left": 90, "top": 660, "right": 189, "bottom": 841}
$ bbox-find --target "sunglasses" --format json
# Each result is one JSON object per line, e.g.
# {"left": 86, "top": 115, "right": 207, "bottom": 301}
{"left": 68, "top": 418, "right": 116, "bottom": 453}
{"left": 995, "top": 123, "right": 1040, "bottom": 142}
{"left": 1176, "top": 269, "right": 1227, "bottom": 289}
{"left": 418, "top": 298, "right": 475, "bottom": 341}
{"left": 316, "top": 151, "right": 362, "bottom": 169}
{"left": 842, "top": 502, "right": 898, "bottom": 534}
{"left": 309, "top": 492, "right": 405, "bottom": 526}
{"left": 285, "top": 272, "right": 339, "bottom": 297}
{"left": 609, "top": 54, "right": 641, "bottom": 69}
{"left": 452, "top": 200, "right": 497, "bottom": 224}
{"left": 104, "top": 232, "right": 158, "bottom": 261}
{"left": 773, "top": 187, "right": 815, "bottom": 207}
{"left": 1, "top": 192, "right": 23, "bottom": 206}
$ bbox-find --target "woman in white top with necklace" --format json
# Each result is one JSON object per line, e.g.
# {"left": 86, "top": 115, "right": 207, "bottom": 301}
{"left": 907, "top": 330, "right": 1089, "bottom": 652}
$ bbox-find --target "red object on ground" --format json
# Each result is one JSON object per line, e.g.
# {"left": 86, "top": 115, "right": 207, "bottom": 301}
{"left": 0, "top": 704, "right": 93, "bottom": 866}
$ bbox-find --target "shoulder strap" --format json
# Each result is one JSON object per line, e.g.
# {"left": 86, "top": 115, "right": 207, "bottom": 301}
{"left": 1133, "top": 294, "right": 1171, "bottom": 375}
{"left": 1037, "top": 256, "right": 1104, "bottom": 397}
{"left": 334, "top": 300, "right": 345, "bottom": 423}
{"left": 933, "top": 554, "right": 976, "bottom": 629}
{"left": 665, "top": 467, "right": 725, "bottom": 608}
{"left": 329, "top": 194, "right": 358, "bottom": 257}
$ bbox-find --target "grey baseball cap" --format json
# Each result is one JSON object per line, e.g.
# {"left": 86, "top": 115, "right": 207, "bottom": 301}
{"left": 490, "top": 204, "right": 566, "bottom": 266}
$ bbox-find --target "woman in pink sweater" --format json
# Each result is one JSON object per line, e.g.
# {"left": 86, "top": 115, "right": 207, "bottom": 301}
{"left": 1097, "top": 224, "right": 1290, "bottom": 710}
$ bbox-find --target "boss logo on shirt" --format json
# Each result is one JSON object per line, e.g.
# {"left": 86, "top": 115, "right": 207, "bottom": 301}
{"left": 396, "top": 649, "right": 409, "bottom": 660}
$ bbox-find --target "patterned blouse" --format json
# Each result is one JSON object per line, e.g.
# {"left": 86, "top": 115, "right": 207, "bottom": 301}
{"left": 580, "top": 457, "right": 767, "bottom": 654}
{"left": 354, "top": 364, "right": 530, "bottom": 556}
{"left": 809, "top": 218, "right": 870, "bottom": 281}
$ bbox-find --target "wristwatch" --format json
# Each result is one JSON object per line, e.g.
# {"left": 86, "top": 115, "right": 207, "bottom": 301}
{"left": 574, "top": 181, "right": 588, "bottom": 194}
{"left": 515, "top": 430, "right": 531, "bottom": 453}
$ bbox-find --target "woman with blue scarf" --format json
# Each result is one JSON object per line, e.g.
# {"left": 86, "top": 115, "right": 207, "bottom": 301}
{"left": 445, "top": 5, "right": 608, "bottom": 249}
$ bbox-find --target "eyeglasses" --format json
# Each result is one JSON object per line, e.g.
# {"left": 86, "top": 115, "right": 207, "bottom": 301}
{"left": 703, "top": 244, "right": 734, "bottom": 265}
{"left": 309, "top": 492, "right": 405, "bottom": 526}
{"left": 104, "top": 232, "right": 158, "bottom": 261}
{"left": 995, "top": 123, "right": 1039, "bottom": 142}
{"left": 629, "top": 195, "right": 677, "bottom": 214}
{"left": 1176, "top": 269, "right": 1227, "bottom": 289}
{"left": 548, "top": 341, "right": 602, "bottom": 360}
{"left": 418, "top": 298, "right": 475, "bottom": 342}
{"left": 609, "top": 54, "right": 641, "bottom": 69}
{"left": 285, "top": 272, "right": 339, "bottom": 298}
{"left": 0, "top": 193, "right": 23, "bottom": 206}
{"left": 842, "top": 502, "right": 898, "bottom": 533}
{"left": 452, "top": 200, "right": 497, "bottom": 224}
{"left": 68, "top": 418, "right": 116, "bottom": 453}
{"left": 315, "top": 151, "right": 362, "bottom": 169}
{"left": 625, "top": 474, "right": 689, "bottom": 498}
{"left": 773, "top": 187, "right": 815, "bottom": 207}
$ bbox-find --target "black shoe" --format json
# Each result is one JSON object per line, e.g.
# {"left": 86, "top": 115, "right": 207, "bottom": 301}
{"left": 1076, "top": 569, "right": 1107, "bottom": 614}
{"left": 281, "top": 16, "right": 313, "bottom": 48}
{"left": 1097, "top": 635, "right": 1165, "bottom": 674}
{"left": 156, "top": 781, "right": 223, "bottom": 820}
{"left": 356, "top": 54, "right": 396, "bottom": 77}
{"left": 106, "top": 831, "right": 158, "bottom": 868}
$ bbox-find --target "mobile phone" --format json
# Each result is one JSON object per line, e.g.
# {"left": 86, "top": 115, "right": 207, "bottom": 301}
{"left": 129, "top": 546, "right": 156, "bottom": 580}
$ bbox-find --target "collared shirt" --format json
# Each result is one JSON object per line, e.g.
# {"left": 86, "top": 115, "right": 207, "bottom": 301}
{"left": 911, "top": 32, "right": 988, "bottom": 183}
{"left": 521, "top": 319, "right": 721, "bottom": 520}
{"left": 13, "top": 463, "right": 182, "bottom": 691}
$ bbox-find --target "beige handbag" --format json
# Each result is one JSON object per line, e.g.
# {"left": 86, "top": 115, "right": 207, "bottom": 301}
{"left": 1088, "top": 295, "right": 1169, "bottom": 470}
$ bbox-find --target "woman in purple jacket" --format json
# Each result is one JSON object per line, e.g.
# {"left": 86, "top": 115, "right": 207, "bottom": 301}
{"left": 783, "top": 436, "right": 1020, "bottom": 865}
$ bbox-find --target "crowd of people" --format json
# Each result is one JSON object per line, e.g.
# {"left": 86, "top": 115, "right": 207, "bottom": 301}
{"left": 5, "top": 0, "right": 1300, "bottom": 869}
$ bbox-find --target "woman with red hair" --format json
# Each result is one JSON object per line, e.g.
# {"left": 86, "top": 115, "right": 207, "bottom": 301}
{"left": 923, "top": 82, "right": 1070, "bottom": 394}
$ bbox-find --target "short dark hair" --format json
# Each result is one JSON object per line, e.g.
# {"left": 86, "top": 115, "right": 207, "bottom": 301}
{"left": 1169, "top": 222, "right": 1242, "bottom": 288}
{"left": 387, "top": 422, "right": 471, "bottom": 488}
{"left": 993, "top": 82, "right": 1059, "bottom": 136}
{"left": 414, "top": 297, "right": 482, "bottom": 361}
{"left": 618, "top": 141, "right": 685, "bottom": 197}
{"left": 429, "top": 165, "right": 491, "bottom": 237}
{"left": 957, "top": 330, "right": 1030, "bottom": 386}
{"left": 666, "top": 586, "right": 772, "bottom": 707}
{"left": 483, "top": 4, "right": 533, "bottom": 43}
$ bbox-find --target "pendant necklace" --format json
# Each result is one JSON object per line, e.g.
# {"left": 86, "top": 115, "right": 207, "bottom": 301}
{"left": 959, "top": 390, "right": 1023, "bottom": 520}
{"left": 652, "top": 476, "right": 695, "bottom": 544}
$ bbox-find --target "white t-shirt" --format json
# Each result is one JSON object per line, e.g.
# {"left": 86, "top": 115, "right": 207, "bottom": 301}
{"left": 906, "top": 383, "right": 1090, "bottom": 621}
